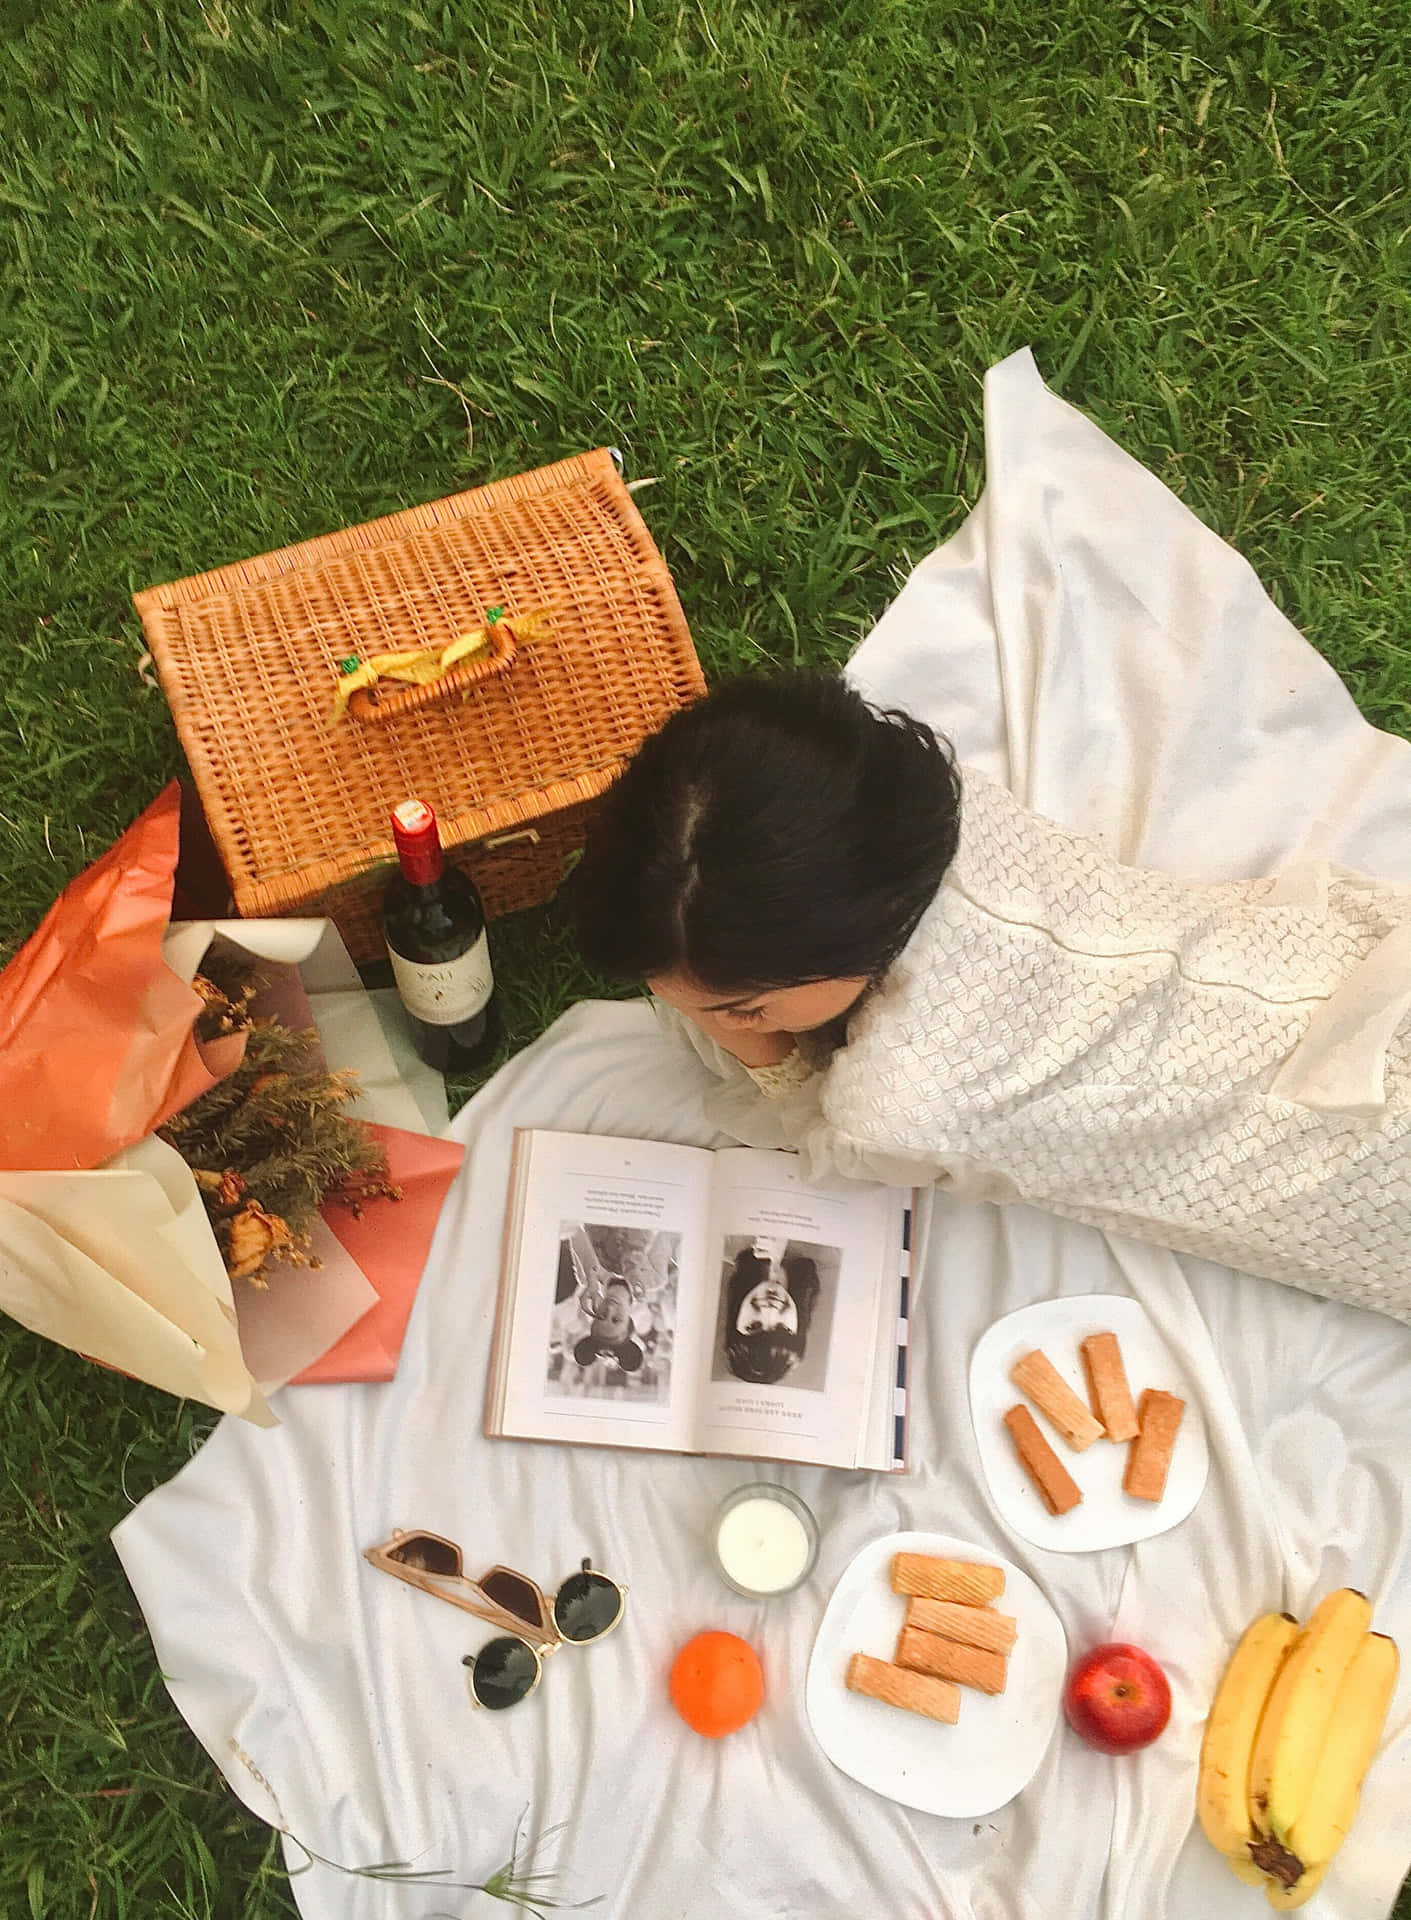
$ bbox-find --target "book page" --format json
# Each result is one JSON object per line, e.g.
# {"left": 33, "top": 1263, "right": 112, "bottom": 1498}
{"left": 695, "top": 1149, "right": 903, "bottom": 1468}
{"left": 494, "top": 1132, "right": 714, "bottom": 1451}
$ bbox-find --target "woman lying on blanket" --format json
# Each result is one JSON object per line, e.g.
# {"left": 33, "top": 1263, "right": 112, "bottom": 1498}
{"left": 569, "top": 671, "right": 1411, "bottom": 1323}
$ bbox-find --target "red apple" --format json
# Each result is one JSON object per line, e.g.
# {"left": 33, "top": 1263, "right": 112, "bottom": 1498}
{"left": 1063, "top": 1643, "right": 1171, "bottom": 1754}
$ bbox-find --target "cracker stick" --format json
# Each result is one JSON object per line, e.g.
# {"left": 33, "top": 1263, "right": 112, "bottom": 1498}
{"left": 1080, "top": 1330, "right": 1139, "bottom": 1443}
{"left": 890, "top": 1553, "right": 1004, "bottom": 1605}
{"left": 1080, "top": 1330, "right": 1140, "bottom": 1443}
{"left": 846, "top": 1651, "right": 961, "bottom": 1725}
{"left": 1123, "top": 1388, "right": 1186, "bottom": 1502}
{"left": 1010, "top": 1348, "right": 1105, "bottom": 1450}
{"left": 1003, "top": 1404, "right": 1083, "bottom": 1516}
{"left": 905, "top": 1597, "right": 1018, "bottom": 1655}
{"left": 895, "top": 1626, "right": 1008, "bottom": 1695}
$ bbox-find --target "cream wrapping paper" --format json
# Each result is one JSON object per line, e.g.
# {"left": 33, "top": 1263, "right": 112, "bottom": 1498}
{"left": 0, "top": 905, "right": 445, "bottom": 1420}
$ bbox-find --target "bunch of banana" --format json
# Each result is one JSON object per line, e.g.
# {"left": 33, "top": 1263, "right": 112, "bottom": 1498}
{"left": 1196, "top": 1589, "right": 1399, "bottom": 1908}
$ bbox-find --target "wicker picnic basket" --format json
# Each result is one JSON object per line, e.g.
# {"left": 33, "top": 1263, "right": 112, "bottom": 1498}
{"left": 134, "top": 449, "right": 705, "bottom": 961}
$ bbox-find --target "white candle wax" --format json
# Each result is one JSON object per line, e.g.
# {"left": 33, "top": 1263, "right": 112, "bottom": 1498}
{"left": 714, "top": 1494, "right": 812, "bottom": 1594}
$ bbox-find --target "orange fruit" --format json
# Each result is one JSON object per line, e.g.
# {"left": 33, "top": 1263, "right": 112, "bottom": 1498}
{"left": 669, "top": 1630, "right": 765, "bottom": 1738}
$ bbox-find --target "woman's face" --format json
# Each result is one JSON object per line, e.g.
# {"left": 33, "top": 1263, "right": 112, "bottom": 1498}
{"left": 648, "top": 971, "right": 869, "bottom": 1042}
{"left": 592, "top": 1286, "right": 632, "bottom": 1343}
{"left": 737, "top": 1278, "right": 798, "bottom": 1336}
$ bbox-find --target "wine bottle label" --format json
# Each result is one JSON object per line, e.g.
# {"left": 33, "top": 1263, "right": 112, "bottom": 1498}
{"left": 388, "top": 934, "right": 493, "bottom": 1025}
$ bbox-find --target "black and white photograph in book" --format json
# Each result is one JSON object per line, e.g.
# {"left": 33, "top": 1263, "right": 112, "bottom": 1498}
{"left": 709, "top": 1234, "right": 840, "bottom": 1392}
{"left": 546, "top": 1222, "right": 680, "bottom": 1404}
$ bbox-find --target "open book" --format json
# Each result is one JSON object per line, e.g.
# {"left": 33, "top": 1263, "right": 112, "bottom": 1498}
{"left": 485, "top": 1130, "right": 912, "bottom": 1472}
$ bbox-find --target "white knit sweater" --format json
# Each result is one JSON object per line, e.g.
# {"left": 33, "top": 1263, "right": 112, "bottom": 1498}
{"left": 668, "top": 768, "right": 1411, "bottom": 1321}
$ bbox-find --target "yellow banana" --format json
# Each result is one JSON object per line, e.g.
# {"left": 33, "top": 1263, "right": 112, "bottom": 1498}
{"left": 1283, "top": 1632, "right": 1399, "bottom": 1875}
{"left": 1248, "top": 1588, "right": 1373, "bottom": 1844}
{"left": 1264, "top": 1863, "right": 1327, "bottom": 1909}
{"left": 1198, "top": 1612, "right": 1300, "bottom": 1860}
{"left": 1226, "top": 1851, "right": 1268, "bottom": 1886}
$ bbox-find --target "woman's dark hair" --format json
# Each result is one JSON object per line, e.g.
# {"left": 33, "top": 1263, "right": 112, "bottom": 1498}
{"left": 574, "top": 1329, "right": 643, "bottom": 1371}
{"left": 567, "top": 670, "right": 961, "bottom": 990}
{"left": 723, "top": 1249, "right": 820, "bottom": 1386}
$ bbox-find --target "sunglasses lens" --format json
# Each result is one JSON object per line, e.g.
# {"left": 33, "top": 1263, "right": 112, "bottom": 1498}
{"left": 387, "top": 1534, "right": 459, "bottom": 1576}
{"left": 479, "top": 1567, "right": 546, "bottom": 1630}
{"left": 553, "top": 1568, "right": 623, "bottom": 1644}
{"left": 465, "top": 1636, "right": 540, "bottom": 1710}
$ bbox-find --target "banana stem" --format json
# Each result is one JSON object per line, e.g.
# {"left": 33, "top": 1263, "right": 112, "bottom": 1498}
{"left": 1248, "top": 1836, "right": 1304, "bottom": 1891}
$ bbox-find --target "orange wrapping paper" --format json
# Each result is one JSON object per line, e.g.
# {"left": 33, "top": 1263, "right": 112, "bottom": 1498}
{"left": 0, "top": 783, "right": 238, "bottom": 1172}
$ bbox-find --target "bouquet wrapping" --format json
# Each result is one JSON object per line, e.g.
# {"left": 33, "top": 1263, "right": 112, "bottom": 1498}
{"left": 0, "top": 785, "right": 462, "bottom": 1422}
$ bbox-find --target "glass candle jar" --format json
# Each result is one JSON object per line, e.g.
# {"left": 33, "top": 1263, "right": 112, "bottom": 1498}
{"left": 711, "top": 1484, "right": 818, "bottom": 1598}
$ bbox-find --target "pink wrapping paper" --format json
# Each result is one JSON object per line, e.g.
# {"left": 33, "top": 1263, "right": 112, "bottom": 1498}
{"left": 293, "top": 1124, "right": 465, "bottom": 1384}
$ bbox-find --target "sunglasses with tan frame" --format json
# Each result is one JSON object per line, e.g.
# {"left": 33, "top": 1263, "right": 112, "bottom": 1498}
{"left": 364, "top": 1527, "right": 626, "bottom": 1709}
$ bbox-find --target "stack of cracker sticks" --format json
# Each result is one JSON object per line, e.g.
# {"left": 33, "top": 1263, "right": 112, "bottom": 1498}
{"left": 1002, "top": 1330, "right": 1186, "bottom": 1517}
{"left": 846, "top": 1553, "right": 1017, "bottom": 1724}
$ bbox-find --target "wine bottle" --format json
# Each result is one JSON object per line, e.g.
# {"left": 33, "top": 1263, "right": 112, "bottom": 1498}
{"left": 383, "top": 799, "right": 497, "bottom": 1073}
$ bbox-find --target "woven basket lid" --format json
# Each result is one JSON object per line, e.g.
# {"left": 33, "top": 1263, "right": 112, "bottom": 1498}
{"left": 134, "top": 449, "right": 705, "bottom": 918}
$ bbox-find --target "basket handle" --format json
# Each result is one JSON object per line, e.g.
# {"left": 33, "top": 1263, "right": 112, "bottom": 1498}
{"left": 341, "top": 611, "right": 527, "bottom": 727}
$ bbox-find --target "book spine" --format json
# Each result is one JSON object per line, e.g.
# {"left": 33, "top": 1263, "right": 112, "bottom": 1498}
{"left": 891, "top": 1202, "right": 913, "bottom": 1471}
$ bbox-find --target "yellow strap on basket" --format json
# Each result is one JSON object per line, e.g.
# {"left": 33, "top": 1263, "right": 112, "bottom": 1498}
{"left": 328, "top": 606, "right": 552, "bottom": 724}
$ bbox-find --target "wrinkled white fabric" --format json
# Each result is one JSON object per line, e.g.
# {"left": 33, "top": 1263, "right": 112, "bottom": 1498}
{"left": 112, "top": 349, "right": 1411, "bottom": 1920}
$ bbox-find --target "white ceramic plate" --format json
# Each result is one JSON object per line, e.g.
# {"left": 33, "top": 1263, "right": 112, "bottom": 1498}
{"left": 805, "top": 1529, "right": 1066, "bottom": 1818}
{"left": 969, "top": 1293, "right": 1209, "bottom": 1553}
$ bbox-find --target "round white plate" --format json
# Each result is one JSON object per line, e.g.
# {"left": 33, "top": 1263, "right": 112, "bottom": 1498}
{"left": 969, "top": 1293, "right": 1209, "bottom": 1553}
{"left": 805, "top": 1529, "right": 1066, "bottom": 1818}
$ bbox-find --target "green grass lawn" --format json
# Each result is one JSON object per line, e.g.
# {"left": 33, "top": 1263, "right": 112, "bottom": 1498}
{"left": 2, "top": 1, "right": 1409, "bottom": 1913}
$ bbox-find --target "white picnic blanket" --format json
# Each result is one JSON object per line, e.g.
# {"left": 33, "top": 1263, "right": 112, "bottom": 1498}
{"left": 113, "top": 349, "right": 1411, "bottom": 1920}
